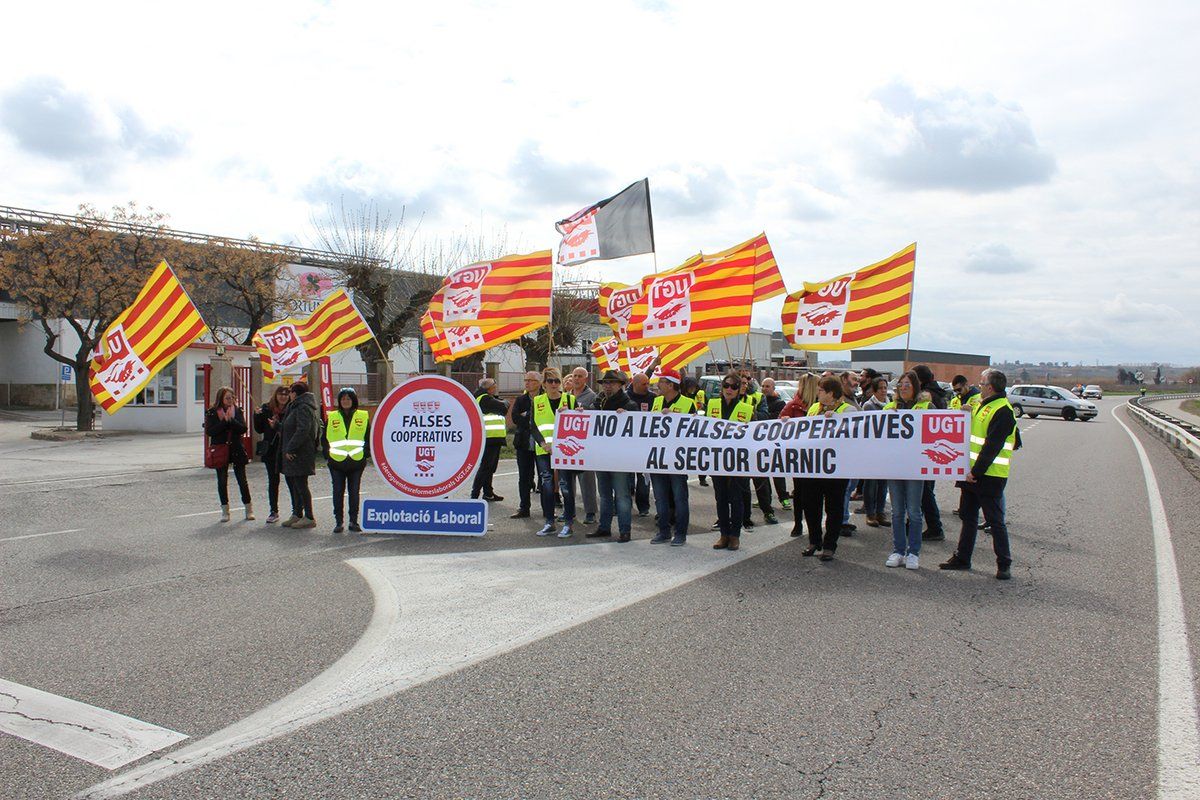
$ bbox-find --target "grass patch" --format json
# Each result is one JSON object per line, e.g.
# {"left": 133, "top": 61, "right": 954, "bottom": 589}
{"left": 1183, "top": 399, "right": 1200, "bottom": 416}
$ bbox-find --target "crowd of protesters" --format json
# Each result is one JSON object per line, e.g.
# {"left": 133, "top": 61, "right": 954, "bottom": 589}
{"left": 204, "top": 361, "right": 1017, "bottom": 580}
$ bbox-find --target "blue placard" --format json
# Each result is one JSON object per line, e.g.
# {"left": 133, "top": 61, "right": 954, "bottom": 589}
{"left": 360, "top": 498, "right": 488, "bottom": 537}
{"left": 60, "top": 365, "right": 73, "bottom": 383}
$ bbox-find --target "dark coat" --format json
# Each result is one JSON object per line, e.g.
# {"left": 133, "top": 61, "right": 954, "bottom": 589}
{"left": 510, "top": 392, "right": 536, "bottom": 451}
{"left": 597, "top": 387, "right": 638, "bottom": 412}
{"left": 280, "top": 391, "right": 320, "bottom": 477}
{"left": 253, "top": 402, "right": 286, "bottom": 462}
{"left": 205, "top": 406, "right": 249, "bottom": 466}
{"left": 762, "top": 394, "right": 787, "bottom": 420}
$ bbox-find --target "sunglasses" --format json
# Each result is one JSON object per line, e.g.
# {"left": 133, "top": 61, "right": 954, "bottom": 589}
{"left": 545, "top": 378, "right": 561, "bottom": 384}
{"left": 723, "top": 382, "right": 740, "bottom": 389}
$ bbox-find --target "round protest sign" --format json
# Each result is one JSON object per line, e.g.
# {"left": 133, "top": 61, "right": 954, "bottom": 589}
{"left": 371, "top": 375, "right": 484, "bottom": 498}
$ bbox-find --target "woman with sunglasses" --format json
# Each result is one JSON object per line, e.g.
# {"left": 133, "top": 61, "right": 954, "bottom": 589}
{"left": 883, "top": 370, "right": 931, "bottom": 570}
{"left": 800, "top": 376, "right": 854, "bottom": 561}
{"left": 706, "top": 372, "right": 756, "bottom": 551}
{"left": 253, "top": 384, "right": 291, "bottom": 523}
{"left": 532, "top": 367, "right": 577, "bottom": 538}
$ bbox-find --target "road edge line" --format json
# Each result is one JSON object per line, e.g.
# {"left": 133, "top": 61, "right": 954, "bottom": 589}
{"left": 1113, "top": 403, "right": 1200, "bottom": 798}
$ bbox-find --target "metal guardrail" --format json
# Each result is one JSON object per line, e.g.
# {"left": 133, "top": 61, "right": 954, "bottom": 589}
{"left": 1128, "top": 393, "right": 1200, "bottom": 459}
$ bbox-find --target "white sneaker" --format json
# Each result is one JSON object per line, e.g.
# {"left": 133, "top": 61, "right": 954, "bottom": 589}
{"left": 885, "top": 552, "right": 904, "bottom": 568}
{"left": 537, "top": 523, "right": 555, "bottom": 536}
{"left": 558, "top": 524, "right": 573, "bottom": 538}
{"left": 905, "top": 554, "right": 920, "bottom": 570}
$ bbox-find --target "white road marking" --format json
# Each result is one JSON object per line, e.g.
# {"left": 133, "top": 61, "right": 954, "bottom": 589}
{"left": 79, "top": 526, "right": 794, "bottom": 798}
{"left": 0, "top": 678, "right": 188, "bottom": 770}
{"left": 1113, "top": 405, "right": 1200, "bottom": 798}
{"left": 0, "top": 529, "right": 82, "bottom": 543}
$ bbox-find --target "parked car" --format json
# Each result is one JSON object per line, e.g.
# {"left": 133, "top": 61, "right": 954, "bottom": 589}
{"left": 1083, "top": 384, "right": 1103, "bottom": 399}
{"left": 1008, "top": 385, "right": 1099, "bottom": 421}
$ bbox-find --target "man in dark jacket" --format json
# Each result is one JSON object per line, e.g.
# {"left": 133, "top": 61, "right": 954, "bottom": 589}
{"left": 760, "top": 378, "right": 791, "bottom": 511}
{"left": 507, "top": 371, "right": 541, "bottom": 518}
{"left": 472, "top": 378, "right": 508, "bottom": 502}
{"left": 625, "top": 372, "right": 656, "bottom": 516}
{"left": 592, "top": 370, "right": 638, "bottom": 542}
{"left": 280, "top": 381, "right": 320, "bottom": 529}
{"left": 941, "top": 369, "right": 1017, "bottom": 580}
{"left": 912, "top": 363, "right": 948, "bottom": 541}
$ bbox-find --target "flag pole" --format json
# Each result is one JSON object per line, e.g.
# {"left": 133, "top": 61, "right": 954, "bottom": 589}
{"left": 902, "top": 243, "right": 917, "bottom": 370}
{"left": 644, "top": 177, "right": 657, "bottom": 274}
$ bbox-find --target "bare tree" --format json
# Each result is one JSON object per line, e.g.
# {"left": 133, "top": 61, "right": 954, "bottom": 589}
{"left": 514, "top": 293, "right": 595, "bottom": 371}
{"left": 310, "top": 200, "right": 513, "bottom": 372}
{"left": 167, "top": 236, "right": 295, "bottom": 345}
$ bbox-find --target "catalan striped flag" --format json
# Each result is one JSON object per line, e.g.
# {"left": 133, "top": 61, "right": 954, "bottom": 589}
{"left": 623, "top": 253, "right": 756, "bottom": 346}
{"left": 254, "top": 289, "right": 374, "bottom": 380}
{"left": 619, "top": 345, "right": 659, "bottom": 377}
{"left": 590, "top": 336, "right": 623, "bottom": 372}
{"left": 685, "top": 232, "right": 786, "bottom": 302}
{"left": 421, "top": 299, "right": 541, "bottom": 363}
{"left": 429, "top": 250, "right": 552, "bottom": 330}
{"left": 781, "top": 243, "right": 916, "bottom": 351}
{"left": 89, "top": 260, "right": 209, "bottom": 413}
{"left": 598, "top": 281, "right": 644, "bottom": 341}
{"left": 659, "top": 340, "right": 710, "bottom": 372}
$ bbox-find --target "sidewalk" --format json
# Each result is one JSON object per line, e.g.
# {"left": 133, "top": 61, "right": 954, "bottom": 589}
{"left": 0, "top": 416, "right": 201, "bottom": 485}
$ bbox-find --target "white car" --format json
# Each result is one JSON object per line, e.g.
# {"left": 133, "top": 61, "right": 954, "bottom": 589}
{"left": 1008, "top": 385, "right": 1099, "bottom": 421}
{"left": 1083, "top": 384, "right": 1103, "bottom": 399}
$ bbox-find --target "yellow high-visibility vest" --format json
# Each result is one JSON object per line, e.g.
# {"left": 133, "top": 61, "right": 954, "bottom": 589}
{"left": 326, "top": 409, "right": 369, "bottom": 461}
{"left": 652, "top": 393, "right": 696, "bottom": 413}
{"left": 707, "top": 396, "right": 754, "bottom": 422}
{"left": 532, "top": 392, "right": 575, "bottom": 456}
{"left": 477, "top": 394, "right": 506, "bottom": 440}
{"left": 970, "top": 397, "right": 1017, "bottom": 478}
{"left": 808, "top": 401, "right": 854, "bottom": 415}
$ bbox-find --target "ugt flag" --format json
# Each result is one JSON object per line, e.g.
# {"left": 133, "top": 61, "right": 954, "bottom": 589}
{"left": 556, "top": 179, "right": 655, "bottom": 266}
{"left": 781, "top": 244, "right": 916, "bottom": 351}
{"left": 89, "top": 260, "right": 209, "bottom": 413}
{"left": 254, "top": 289, "right": 373, "bottom": 380}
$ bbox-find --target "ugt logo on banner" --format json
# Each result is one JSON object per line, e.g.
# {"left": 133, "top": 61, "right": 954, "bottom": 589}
{"left": 555, "top": 412, "right": 590, "bottom": 466}
{"left": 920, "top": 412, "right": 968, "bottom": 476}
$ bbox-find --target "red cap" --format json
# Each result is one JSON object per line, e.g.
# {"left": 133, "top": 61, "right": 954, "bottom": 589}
{"left": 657, "top": 368, "right": 682, "bottom": 385}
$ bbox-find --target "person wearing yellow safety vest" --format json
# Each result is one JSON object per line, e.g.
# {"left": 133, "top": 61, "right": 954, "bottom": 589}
{"left": 708, "top": 372, "right": 756, "bottom": 552}
{"left": 471, "top": 378, "right": 509, "bottom": 503}
{"left": 682, "top": 376, "right": 708, "bottom": 487}
{"left": 800, "top": 376, "right": 855, "bottom": 562}
{"left": 736, "top": 373, "right": 778, "bottom": 528}
{"left": 648, "top": 368, "right": 695, "bottom": 546}
{"left": 533, "top": 367, "right": 578, "bottom": 539}
{"left": 882, "top": 371, "right": 931, "bottom": 570}
{"left": 949, "top": 374, "right": 982, "bottom": 412}
{"left": 940, "top": 368, "right": 1017, "bottom": 580}
{"left": 323, "top": 387, "right": 370, "bottom": 534}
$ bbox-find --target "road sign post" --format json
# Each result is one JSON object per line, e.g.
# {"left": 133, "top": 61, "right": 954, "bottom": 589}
{"left": 362, "top": 374, "right": 488, "bottom": 536}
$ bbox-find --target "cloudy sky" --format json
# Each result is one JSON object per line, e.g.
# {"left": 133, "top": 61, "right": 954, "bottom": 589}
{"left": 2, "top": 1, "right": 1197, "bottom": 364}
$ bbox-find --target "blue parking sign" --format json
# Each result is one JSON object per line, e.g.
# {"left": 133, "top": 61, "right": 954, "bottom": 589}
{"left": 60, "top": 365, "right": 73, "bottom": 383}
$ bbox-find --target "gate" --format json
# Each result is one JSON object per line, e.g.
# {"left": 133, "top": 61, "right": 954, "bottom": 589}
{"left": 201, "top": 364, "right": 254, "bottom": 463}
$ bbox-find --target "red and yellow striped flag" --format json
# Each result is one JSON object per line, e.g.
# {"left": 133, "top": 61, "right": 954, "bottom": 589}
{"left": 89, "top": 260, "right": 209, "bottom": 413}
{"left": 422, "top": 298, "right": 541, "bottom": 363}
{"left": 590, "top": 336, "right": 623, "bottom": 372}
{"left": 659, "top": 340, "right": 710, "bottom": 372}
{"left": 781, "top": 244, "right": 916, "bottom": 351}
{"left": 254, "top": 289, "right": 374, "bottom": 380}
{"left": 597, "top": 281, "right": 643, "bottom": 342}
{"left": 684, "top": 232, "right": 786, "bottom": 302}
{"left": 429, "top": 250, "right": 552, "bottom": 330}
{"left": 624, "top": 253, "right": 756, "bottom": 346}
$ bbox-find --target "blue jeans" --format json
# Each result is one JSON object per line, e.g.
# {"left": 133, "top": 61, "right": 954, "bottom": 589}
{"left": 863, "top": 480, "right": 887, "bottom": 516}
{"left": 842, "top": 480, "right": 853, "bottom": 524}
{"left": 922, "top": 480, "right": 943, "bottom": 535}
{"left": 650, "top": 473, "right": 690, "bottom": 539}
{"left": 536, "top": 455, "right": 576, "bottom": 524}
{"left": 596, "top": 471, "right": 632, "bottom": 534}
{"left": 887, "top": 480, "right": 924, "bottom": 555}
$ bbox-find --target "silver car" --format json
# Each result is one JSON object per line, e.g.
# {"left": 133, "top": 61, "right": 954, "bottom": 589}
{"left": 1008, "top": 384, "right": 1098, "bottom": 421}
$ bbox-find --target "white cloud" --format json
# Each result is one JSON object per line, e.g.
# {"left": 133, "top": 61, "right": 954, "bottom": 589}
{"left": 964, "top": 243, "right": 1036, "bottom": 275}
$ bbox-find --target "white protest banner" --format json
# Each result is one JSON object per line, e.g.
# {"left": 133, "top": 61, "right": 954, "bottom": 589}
{"left": 551, "top": 410, "right": 971, "bottom": 480}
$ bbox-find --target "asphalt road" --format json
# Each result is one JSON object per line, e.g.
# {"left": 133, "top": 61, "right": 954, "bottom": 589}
{"left": 1, "top": 398, "right": 1196, "bottom": 799}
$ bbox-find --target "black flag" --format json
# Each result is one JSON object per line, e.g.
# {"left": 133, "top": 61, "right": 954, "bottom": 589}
{"left": 555, "top": 179, "right": 655, "bottom": 266}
